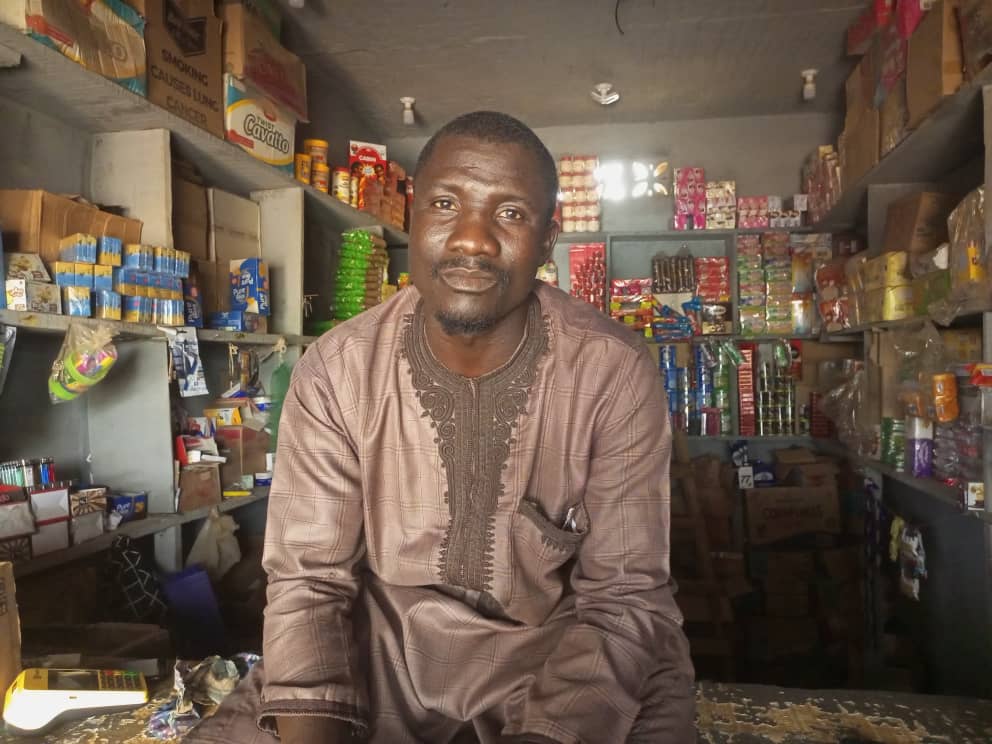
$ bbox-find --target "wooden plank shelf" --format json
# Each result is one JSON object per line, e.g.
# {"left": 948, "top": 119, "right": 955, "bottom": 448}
{"left": 0, "top": 309, "right": 319, "bottom": 346}
{"left": 13, "top": 489, "right": 270, "bottom": 578}
{"left": 0, "top": 24, "right": 408, "bottom": 246}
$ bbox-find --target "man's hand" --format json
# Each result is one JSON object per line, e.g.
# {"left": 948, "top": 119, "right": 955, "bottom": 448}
{"left": 276, "top": 716, "right": 362, "bottom": 743}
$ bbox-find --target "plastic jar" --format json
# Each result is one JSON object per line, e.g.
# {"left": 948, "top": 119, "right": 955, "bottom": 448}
{"left": 294, "top": 153, "right": 311, "bottom": 184}
{"left": 312, "top": 163, "right": 330, "bottom": 193}
{"left": 303, "top": 138, "right": 329, "bottom": 166}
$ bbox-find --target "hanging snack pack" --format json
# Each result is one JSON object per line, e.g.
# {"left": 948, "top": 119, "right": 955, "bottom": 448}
{"left": 48, "top": 323, "right": 118, "bottom": 404}
{"left": 333, "top": 229, "right": 388, "bottom": 321}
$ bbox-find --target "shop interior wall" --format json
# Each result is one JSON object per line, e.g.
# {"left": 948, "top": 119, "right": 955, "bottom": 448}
{"left": 0, "top": 97, "right": 90, "bottom": 194}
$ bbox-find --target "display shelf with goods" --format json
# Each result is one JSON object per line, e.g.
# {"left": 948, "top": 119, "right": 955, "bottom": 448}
{"left": 0, "top": 309, "right": 318, "bottom": 347}
{"left": 12, "top": 488, "right": 270, "bottom": 579}
{"left": 811, "top": 66, "right": 992, "bottom": 231}
{"left": 0, "top": 23, "right": 410, "bottom": 246}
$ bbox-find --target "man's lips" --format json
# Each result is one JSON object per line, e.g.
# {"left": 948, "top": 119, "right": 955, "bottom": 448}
{"left": 438, "top": 267, "right": 499, "bottom": 293}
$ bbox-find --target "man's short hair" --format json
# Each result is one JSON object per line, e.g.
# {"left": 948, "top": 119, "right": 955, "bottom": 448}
{"left": 415, "top": 111, "right": 559, "bottom": 222}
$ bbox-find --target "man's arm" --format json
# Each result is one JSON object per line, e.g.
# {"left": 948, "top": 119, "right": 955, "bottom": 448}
{"left": 511, "top": 345, "right": 694, "bottom": 743}
{"left": 258, "top": 346, "right": 369, "bottom": 741}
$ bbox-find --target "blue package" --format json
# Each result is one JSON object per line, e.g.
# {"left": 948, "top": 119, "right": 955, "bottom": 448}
{"left": 98, "top": 236, "right": 122, "bottom": 266}
{"left": 229, "top": 259, "right": 270, "bottom": 316}
{"left": 107, "top": 491, "right": 148, "bottom": 522}
{"left": 208, "top": 311, "right": 262, "bottom": 333}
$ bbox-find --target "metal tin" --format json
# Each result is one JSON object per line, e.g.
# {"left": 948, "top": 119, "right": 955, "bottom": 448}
{"left": 332, "top": 167, "right": 350, "bottom": 203}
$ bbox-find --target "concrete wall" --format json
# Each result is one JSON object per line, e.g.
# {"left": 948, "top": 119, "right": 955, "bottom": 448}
{"left": 0, "top": 97, "right": 89, "bottom": 194}
{"left": 386, "top": 111, "right": 840, "bottom": 233}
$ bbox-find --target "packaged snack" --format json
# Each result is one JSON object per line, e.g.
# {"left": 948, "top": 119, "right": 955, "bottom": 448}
{"left": 58, "top": 233, "right": 97, "bottom": 263}
{"left": 5, "top": 252, "right": 50, "bottom": 281}
{"left": 94, "top": 290, "right": 122, "bottom": 321}
{"left": 62, "top": 286, "right": 92, "bottom": 317}
{"left": 5, "top": 280, "right": 60, "bottom": 313}
{"left": 48, "top": 322, "right": 118, "bottom": 404}
{"left": 230, "top": 258, "right": 271, "bottom": 316}
{"left": 97, "top": 236, "right": 122, "bottom": 267}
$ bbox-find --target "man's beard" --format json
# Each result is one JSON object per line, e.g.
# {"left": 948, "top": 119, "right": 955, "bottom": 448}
{"left": 431, "top": 257, "right": 511, "bottom": 337}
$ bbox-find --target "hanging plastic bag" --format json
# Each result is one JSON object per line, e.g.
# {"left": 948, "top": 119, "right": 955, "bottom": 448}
{"left": 49, "top": 322, "right": 118, "bottom": 404}
{"left": 0, "top": 325, "right": 16, "bottom": 398}
{"left": 185, "top": 510, "right": 242, "bottom": 582}
{"left": 267, "top": 340, "right": 293, "bottom": 447}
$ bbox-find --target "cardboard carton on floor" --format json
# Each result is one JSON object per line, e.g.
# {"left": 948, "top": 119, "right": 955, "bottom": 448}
{"left": 0, "top": 562, "right": 22, "bottom": 715}
{"left": 129, "top": 0, "right": 224, "bottom": 137}
{"left": 745, "top": 486, "right": 841, "bottom": 545}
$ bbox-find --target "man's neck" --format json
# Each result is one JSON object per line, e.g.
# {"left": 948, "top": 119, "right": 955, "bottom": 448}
{"left": 424, "top": 298, "right": 533, "bottom": 378}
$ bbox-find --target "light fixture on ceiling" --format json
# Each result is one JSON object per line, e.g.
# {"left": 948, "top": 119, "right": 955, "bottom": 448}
{"left": 401, "top": 97, "right": 416, "bottom": 126}
{"left": 590, "top": 82, "right": 620, "bottom": 106}
{"left": 801, "top": 69, "right": 818, "bottom": 101}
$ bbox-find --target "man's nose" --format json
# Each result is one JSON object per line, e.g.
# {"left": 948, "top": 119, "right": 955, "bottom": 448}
{"left": 447, "top": 211, "right": 499, "bottom": 257}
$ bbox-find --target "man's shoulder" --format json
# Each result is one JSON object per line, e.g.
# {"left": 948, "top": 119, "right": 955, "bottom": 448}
{"left": 537, "top": 283, "right": 649, "bottom": 361}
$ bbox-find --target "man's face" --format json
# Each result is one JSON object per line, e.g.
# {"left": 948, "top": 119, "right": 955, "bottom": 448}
{"left": 409, "top": 135, "right": 558, "bottom": 336}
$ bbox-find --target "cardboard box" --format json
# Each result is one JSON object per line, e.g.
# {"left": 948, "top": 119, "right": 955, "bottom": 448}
{"left": 840, "top": 109, "right": 880, "bottom": 194}
{"left": 745, "top": 487, "right": 841, "bottom": 545}
{"left": 216, "top": 425, "right": 269, "bottom": 488}
{"left": 776, "top": 460, "right": 840, "bottom": 489}
{"left": 192, "top": 259, "right": 229, "bottom": 313}
{"left": 221, "top": 3, "right": 307, "bottom": 120}
{"left": 223, "top": 74, "right": 297, "bottom": 173}
{"left": 5, "top": 279, "right": 60, "bottom": 314}
{"left": 879, "top": 74, "right": 909, "bottom": 157}
{"left": 31, "top": 519, "right": 69, "bottom": 556}
{"left": 207, "top": 188, "right": 260, "bottom": 262}
{"left": 28, "top": 486, "right": 69, "bottom": 523}
{"left": 70, "top": 487, "right": 109, "bottom": 517}
{"left": 907, "top": 0, "right": 964, "bottom": 129}
{"left": 0, "top": 537, "right": 30, "bottom": 563}
{"left": 4, "top": 252, "right": 49, "bottom": 282}
{"left": 820, "top": 545, "right": 863, "bottom": 582}
{"left": 218, "top": 0, "right": 281, "bottom": 39}
{"left": 70, "top": 511, "right": 105, "bottom": 545}
{"left": 173, "top": 177, "right": 210, "bottom": 261}
{"left": 0, "top": 501, "right": 35, "bottom": 540}
{"left": 0, "top": 0, "right": 146, "bottom": 95}
{"left": 748, "top": 616, "right": 820, "bottom": 659}
{"left": 107, "top": 491, "right": 148, "bottom": 522}
{"left": 882, "top": 191, "right": 954, "bottom": 255}
{"left": 208, "top": 310, "right": 267, "bottom": 332}
{"left": 775, "top": 447, "right": 818, "bottom": 466}
{"left": 131, "top": 0, "right": 224, "bottom": 137}
{"left": 229, "top": 258, "right": 269, "bottom": 315}
{"left": 749, "top": 548, "right": 817, "bottom": 589}
{"left": 0, "top": 562, "right": 22, "bottom": 716}
{"left": 178, "top": 464, "right": 222, "bottom": 512}
{"left": 845, "top": 47, "right": 877, "bottom": 130}
{"left": 0, "top": 191, "right": 142, "bottom": 264}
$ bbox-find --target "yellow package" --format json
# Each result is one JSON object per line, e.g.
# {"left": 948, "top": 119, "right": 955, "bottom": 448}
{"left": 882, "top": 285, "right": 914, "bottom": 321}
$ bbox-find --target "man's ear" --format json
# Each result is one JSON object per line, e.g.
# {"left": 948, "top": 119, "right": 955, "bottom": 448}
{"left": 539, "top": 219, "right": 560, "bottom": 265}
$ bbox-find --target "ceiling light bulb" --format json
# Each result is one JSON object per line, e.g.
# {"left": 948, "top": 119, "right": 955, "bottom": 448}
{"left": 801, "top": 69, "right": 818, "bottom": 101}
{"left": 400, "top": 97, "right": 416, "bottom": 126}
{"left": 590, "top": 83, "right": 620, "bottom": 106}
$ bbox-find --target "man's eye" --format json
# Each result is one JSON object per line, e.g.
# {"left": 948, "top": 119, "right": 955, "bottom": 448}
{"left": 431, "top": 198, "right": 455, "bottom": 210}
{"left": 499, "top": 207, "right": 524, "bottom": 221}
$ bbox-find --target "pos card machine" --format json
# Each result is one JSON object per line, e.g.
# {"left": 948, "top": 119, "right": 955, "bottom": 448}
{"left": 3, "top": 668, "right": 148, "bottom": 735}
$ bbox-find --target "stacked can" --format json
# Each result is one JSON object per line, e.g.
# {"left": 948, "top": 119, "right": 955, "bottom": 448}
{"left": 658, "top": 345, "right": 689, "bottom": 434}
{"left": 712, "top": 348, "right": 733, "bottom": 435}
{"left": 881, "top": 417, "right": 907, "bottom": 471}
{"left": 756, "top": 359, "right": 796, "bottom": 436}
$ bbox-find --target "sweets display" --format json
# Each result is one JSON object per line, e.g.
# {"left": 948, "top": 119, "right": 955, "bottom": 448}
{"left": 609, "top": 278, "right": 653, "bottom": 331}
{"left": 333, "top": 229, "right": 388, "bottom": 320}
{"left": 559, "top": 156, "right": 602, "bottom": 233}
{"left": 705, "top": 181, "right": 736, "bottom": 229}
{"left": 568, "top": 243, "right": 606, "bottom": 311}
{"left": 674, "top": 167, "right": 706, "bottom": 230}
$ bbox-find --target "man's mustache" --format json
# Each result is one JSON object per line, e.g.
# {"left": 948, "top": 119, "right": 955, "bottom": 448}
{"left": 431, "top": 257, "right": 511, "bottom": 287}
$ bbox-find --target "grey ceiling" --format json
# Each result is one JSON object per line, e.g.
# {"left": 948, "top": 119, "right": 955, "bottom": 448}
{"left": 279, "top": 0, "right": 864, "bottom": 139}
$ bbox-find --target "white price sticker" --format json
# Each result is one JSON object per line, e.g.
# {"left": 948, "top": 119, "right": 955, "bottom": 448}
{"left": 737, "top": 466, "right": 754, "bottom": 490}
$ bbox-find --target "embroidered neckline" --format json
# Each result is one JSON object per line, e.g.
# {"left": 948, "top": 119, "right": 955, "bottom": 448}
{"left": 401, "top": 295, "right": 549, "bottom": 592}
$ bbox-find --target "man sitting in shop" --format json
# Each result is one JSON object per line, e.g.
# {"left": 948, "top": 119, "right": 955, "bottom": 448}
{"left": 189, "top": 111, "right": 694, "bottom": 744}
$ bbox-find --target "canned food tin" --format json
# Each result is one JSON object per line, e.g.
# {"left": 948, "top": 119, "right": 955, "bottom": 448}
{"left": 312, "top": 163, "right": 330, "bottom": 193}
{"left": 332, "top": 167, "right": 350, "bottom": 203}
{"left": 303, "top": 138, "right": 329, "bottom": 166}
{"left": 294, "top": 153, "right": 311, "bottom": 184}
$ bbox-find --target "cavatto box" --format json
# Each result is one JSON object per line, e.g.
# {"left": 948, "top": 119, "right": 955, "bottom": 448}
{"left": 349, "top": 140, "right": 388, "bottom": 180}
{"left": 223, "top": 74, "right": 296, "bottom": 173}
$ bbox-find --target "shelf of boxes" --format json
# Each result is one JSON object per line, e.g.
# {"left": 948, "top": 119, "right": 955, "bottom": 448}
{"left": 810, "top": 64, "right": 992, "bottom": 232}
{"left": 12, "top": 488, "right": 270, "bottom": 579}
{"left": 0, "top": 309, "right": 319, "bottom": 347}
{"left": 0, "top": 23, "right": 409, "bottom": 246}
